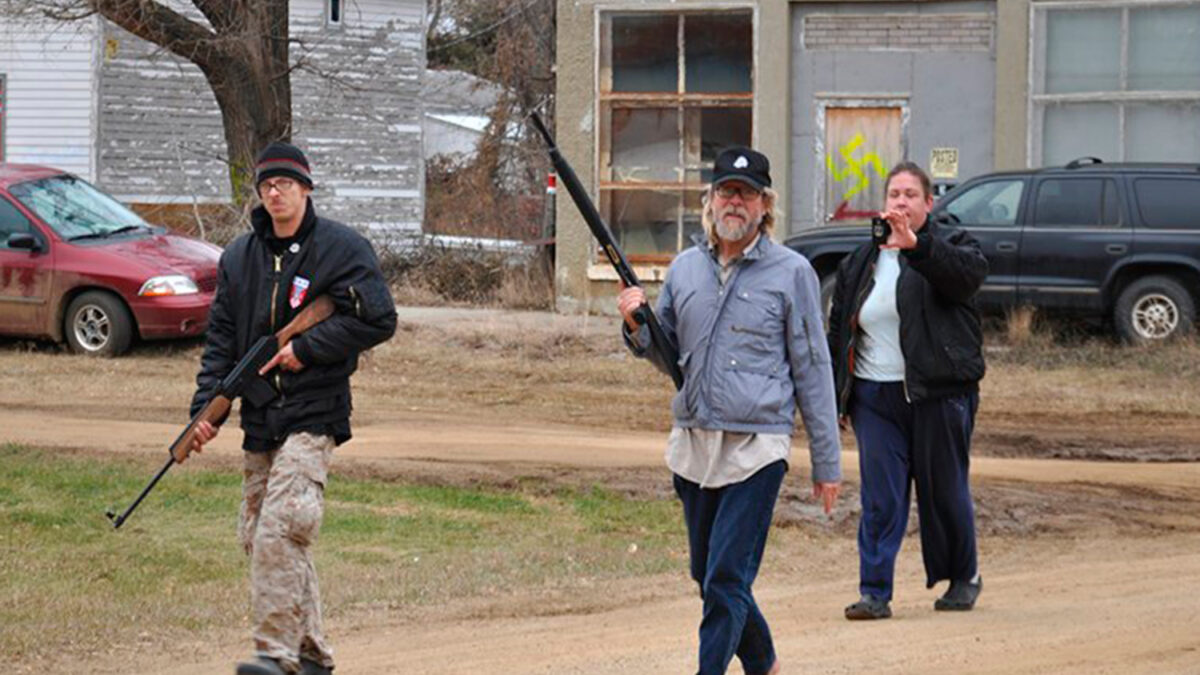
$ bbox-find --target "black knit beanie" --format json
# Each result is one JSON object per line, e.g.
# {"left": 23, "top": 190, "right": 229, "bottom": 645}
{"left": 255, "top": 142, "right": 314, "bottom": 190}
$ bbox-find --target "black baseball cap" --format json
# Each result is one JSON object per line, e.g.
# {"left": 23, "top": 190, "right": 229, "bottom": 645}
{"left": 712, "top": 147, "right": 771, "bottom": 191}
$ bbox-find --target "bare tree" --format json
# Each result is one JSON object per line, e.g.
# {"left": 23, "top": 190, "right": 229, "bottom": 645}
{"left": 426, "top": 0, "right": 555, "bottom": 239}
{"left": 7, "top": 0, "right": 295, "bottom": 206}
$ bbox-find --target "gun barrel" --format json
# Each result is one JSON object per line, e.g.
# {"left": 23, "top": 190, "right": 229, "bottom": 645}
{"left": 528, "top": 112, "right": 682, "bottom": 390}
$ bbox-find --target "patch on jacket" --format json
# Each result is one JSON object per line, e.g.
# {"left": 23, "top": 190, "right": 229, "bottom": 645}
{"left": 290, "top": 276, "right": 311, "bottom": 308}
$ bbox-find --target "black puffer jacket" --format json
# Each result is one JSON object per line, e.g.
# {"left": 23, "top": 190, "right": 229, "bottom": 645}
{"left": 827, "top": 214, "right": 988, "bottom": 414}
{"left": 190, "top": 199, "right": 397, "bottom": 450}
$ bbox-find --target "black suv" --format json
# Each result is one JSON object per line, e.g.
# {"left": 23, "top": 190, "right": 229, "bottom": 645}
{"left": 785, "top": 158, "right": 1200, "bottom": 343}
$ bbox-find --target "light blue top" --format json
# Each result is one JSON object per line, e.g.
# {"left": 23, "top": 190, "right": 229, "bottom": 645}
{"left": 855, "top": 248, "right": 906, "bottom": 382}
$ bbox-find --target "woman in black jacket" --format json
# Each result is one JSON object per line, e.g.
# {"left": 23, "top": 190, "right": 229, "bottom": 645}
{"left": 827, "top": 162, "right": 988, "bottom": 620}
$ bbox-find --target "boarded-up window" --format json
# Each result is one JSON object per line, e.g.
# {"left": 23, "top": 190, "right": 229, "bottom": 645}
{"left": 599, "top": 11, "right": 753, "bottom": 262}
{"left": 823, "top": 107, "right": 901, "bottom": 224}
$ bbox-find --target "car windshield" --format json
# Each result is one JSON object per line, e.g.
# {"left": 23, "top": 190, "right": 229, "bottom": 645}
{"left": 8, "top": 174, "right": 150, "bottom": 240}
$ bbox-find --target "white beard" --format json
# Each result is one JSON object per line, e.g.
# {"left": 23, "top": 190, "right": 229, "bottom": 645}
{"left": 715, "top": 211, "right": 761, "bottom": 242}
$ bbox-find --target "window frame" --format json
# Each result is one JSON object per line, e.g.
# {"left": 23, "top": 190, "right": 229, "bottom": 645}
{"left": 327, "top": 0, "right": 343, "bottom": 27}
{"left": 594, "top": 6, "right": 757, "bottom": 266}
{"left": 1028, "top": 1, "right": 1200, "bottom": 165}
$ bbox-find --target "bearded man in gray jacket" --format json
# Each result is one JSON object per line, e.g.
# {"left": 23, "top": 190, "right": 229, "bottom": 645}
{"left": 618, "top": 147, "right": 842, "bottom": 675}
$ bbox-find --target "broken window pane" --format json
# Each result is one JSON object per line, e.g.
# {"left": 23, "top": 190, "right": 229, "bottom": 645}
{"left": 1129, "top": 5, "right": 1200, "bottom": 91}
{"left": 611, "top": 15, "right": 678, "bottom": 92}
{"left": 1045, "top": 9, "right": 1120, "bottom": 94}
{"left": 607, "top": 189, "right": 680, "bottom": 257}
{"left": 685, "top": 13, "right": 752, "bottom": 93}
{"left": 611, "top": 108, "right": 681, "bottom": 182}
{"left": 697, "top": 107, "right": 752, "bottom": 163}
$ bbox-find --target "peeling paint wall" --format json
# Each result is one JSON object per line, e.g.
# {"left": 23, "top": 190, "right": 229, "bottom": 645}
{"left": 96, "top": 0, "right": 425, "bottom": 238}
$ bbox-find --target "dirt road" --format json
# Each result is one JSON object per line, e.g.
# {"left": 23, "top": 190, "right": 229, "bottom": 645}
{"left": 4, "top": 406, "right": 1200, "bottom": 674}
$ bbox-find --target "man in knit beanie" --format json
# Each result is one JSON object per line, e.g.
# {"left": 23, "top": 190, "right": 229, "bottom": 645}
{"left": 188, "top": 141, "right": 397, "bottom": 675}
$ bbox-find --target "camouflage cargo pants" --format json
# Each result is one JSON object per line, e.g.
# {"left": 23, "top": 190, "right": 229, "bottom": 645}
{"left": 240, "top": 432, "right": 335, "bottom": 673}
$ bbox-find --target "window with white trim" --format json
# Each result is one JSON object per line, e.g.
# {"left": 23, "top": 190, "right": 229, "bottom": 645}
{"left": 327, "top": 0, "right": 343, "bottom": 26}
{"left": 598, "top": 10, "right": 754, "bottom": 262}
{"left": 1031, "top": 1, "right": 1200, "bottom": 165}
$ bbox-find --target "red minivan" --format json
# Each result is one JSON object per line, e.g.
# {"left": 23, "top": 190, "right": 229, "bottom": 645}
{"left": 0, "top": 163, "right": 221, "bottom": 356}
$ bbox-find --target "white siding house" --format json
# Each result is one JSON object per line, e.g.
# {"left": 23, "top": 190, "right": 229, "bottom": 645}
{"left": 0, "top": 18, "right": 98, "bottom": 178}
{"left": 0, "top": 0, "right": 426, "bottom": 238}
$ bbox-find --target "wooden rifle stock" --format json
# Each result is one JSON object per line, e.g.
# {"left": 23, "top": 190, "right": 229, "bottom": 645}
{"left": 107, "top": 295, "right": 335, "bottom": 529}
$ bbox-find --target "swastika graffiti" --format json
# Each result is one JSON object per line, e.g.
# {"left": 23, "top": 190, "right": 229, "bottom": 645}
{"left": 826, "top": 132, "right": 887, "bottom": 201}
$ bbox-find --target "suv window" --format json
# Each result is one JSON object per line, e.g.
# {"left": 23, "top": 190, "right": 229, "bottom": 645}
{"left": 944, "top": 179, "right": 1024, "bottom": 226}
{"left": 0, "top": 197, "right": 33, "bottom": 249}
{"left": 1134, "top": 178, "right": 1200, "bottom": 230}
{"left": 1033, "top": 178, "right": 1121, "bottom": 227}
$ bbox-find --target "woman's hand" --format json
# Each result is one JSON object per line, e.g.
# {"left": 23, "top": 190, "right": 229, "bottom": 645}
{"left": 881, "top": 209, "right": 918, "bottom": 250}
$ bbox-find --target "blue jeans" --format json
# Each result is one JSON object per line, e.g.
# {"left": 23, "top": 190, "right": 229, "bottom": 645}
{"left": 851, "top": 379, "right": 979, "bottom": 601}
{"left": 674, "top": 460, "right": 786, "bottom": 675}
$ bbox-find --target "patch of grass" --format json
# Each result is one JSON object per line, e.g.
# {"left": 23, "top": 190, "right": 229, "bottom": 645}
{"left": 0, "top": 443, "right": 685, "bottom": 663}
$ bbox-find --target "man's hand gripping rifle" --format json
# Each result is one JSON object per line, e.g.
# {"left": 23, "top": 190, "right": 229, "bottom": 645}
{"left": 105, "top": 295, "right": 335, "bottom": 529}
{"left": 528, "top": 112, "right": 683, "bottom": 390}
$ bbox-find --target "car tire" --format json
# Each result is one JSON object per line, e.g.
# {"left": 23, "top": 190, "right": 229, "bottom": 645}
{"left": 819, "top": 273, "right": 837, "bottom": 330}
{"left": 64, "top": 291, "right": 135, "bottom": 357}
{"left": 1113, "top": 276, "right": 1195, "bottom": 344}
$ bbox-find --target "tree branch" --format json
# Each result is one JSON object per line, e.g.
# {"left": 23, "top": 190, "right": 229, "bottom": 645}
{"left": 88, "top": 0, "right": 220, "bottom": 68}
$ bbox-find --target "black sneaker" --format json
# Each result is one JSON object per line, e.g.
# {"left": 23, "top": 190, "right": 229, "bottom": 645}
{"left": 300, "top": 657, "right": 333, "bottom": 675}
{"left": 236, "top": 656, "right": 288, "bottom": 675}
{"left": 935, "top": 577, "right": 982, "bottom": 611}
{"left": 844, "top": 595, "right": 892, "bottom": 620}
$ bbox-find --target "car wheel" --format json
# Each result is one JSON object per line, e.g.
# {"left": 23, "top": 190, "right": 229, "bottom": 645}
{"left": 819, "top": 273, "right": 837, "bottom": 330}
{"left": 1113, "top": 276, "right": 1195, "bottom": 344}
{"left": 64, "top": 291, "right": 134, "bottom": 357}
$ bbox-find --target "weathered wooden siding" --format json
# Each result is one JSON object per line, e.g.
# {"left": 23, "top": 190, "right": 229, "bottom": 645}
{"left": 96, "top": 16, "right": 227, "bottom": 204}
{"left": 290, "top": 0, "right": 426, "bottom": 236}
{"left": 0, "top": 16, "right": 97, "bottom": 178}
{"left": 97, "top": 0, "right": 425, "bottom": 237}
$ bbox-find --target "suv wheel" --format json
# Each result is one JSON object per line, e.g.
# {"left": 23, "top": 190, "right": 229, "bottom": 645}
{"left": 1114, "top": 276, "right": 1195, "bottom": 344}
{"left": 64, "top": 291, "right": 135, "bottom": 357}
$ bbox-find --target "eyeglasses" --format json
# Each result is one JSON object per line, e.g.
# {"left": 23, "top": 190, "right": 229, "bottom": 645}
{"left": 714, "top": 184, "right": 762, "bottom": 201}
{"left": 260, "top": 178, "right": 298, "bottom": 194}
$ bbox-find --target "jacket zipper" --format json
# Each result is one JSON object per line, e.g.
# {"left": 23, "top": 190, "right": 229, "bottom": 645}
{"left": 271, "top": 254, "right": 283, "bottom": 396}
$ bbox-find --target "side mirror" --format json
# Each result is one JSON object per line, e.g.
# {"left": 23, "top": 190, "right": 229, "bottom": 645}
{"left": 6, "top": 232, "right": 43, "bottom": 252}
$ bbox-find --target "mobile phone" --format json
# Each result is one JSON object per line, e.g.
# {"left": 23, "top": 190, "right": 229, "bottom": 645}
{"left": 871, "top": 216, "right": 891, "bottom": 247}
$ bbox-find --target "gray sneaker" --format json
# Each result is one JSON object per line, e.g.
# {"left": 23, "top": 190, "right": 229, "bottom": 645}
{"left": 844, "top": 595, "right": 892, "bottom": 620}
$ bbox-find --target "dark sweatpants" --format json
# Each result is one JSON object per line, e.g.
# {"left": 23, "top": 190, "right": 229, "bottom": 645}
{"left": 850, "top": 378, "right": 979, "bottom": 601}
{"left": 674, "top": 460, "right": 786, "bottom": 675}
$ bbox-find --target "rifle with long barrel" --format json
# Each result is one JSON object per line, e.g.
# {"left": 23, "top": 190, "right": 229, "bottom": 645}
{"left": 528, "top": 112, "right": 683, "bottom": 390}
{"left": 105, "top": 295, "right": 335, "bottom": 529}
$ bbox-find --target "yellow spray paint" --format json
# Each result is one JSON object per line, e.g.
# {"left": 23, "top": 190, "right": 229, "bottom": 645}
{"left": 826, "top": 133, "right": 888, "bottom": 201}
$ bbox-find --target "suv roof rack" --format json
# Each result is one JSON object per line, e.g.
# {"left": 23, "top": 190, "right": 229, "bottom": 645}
{"left": 1065, "top": 157, "right": 1104, "bottom": 169}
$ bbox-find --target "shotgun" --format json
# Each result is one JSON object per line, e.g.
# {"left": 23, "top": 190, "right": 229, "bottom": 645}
{"left": 105, "top": 295, "right": 335, "bottom": 529}
{"left": 528, "top": 112, "right": 683, "bottom": 390}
